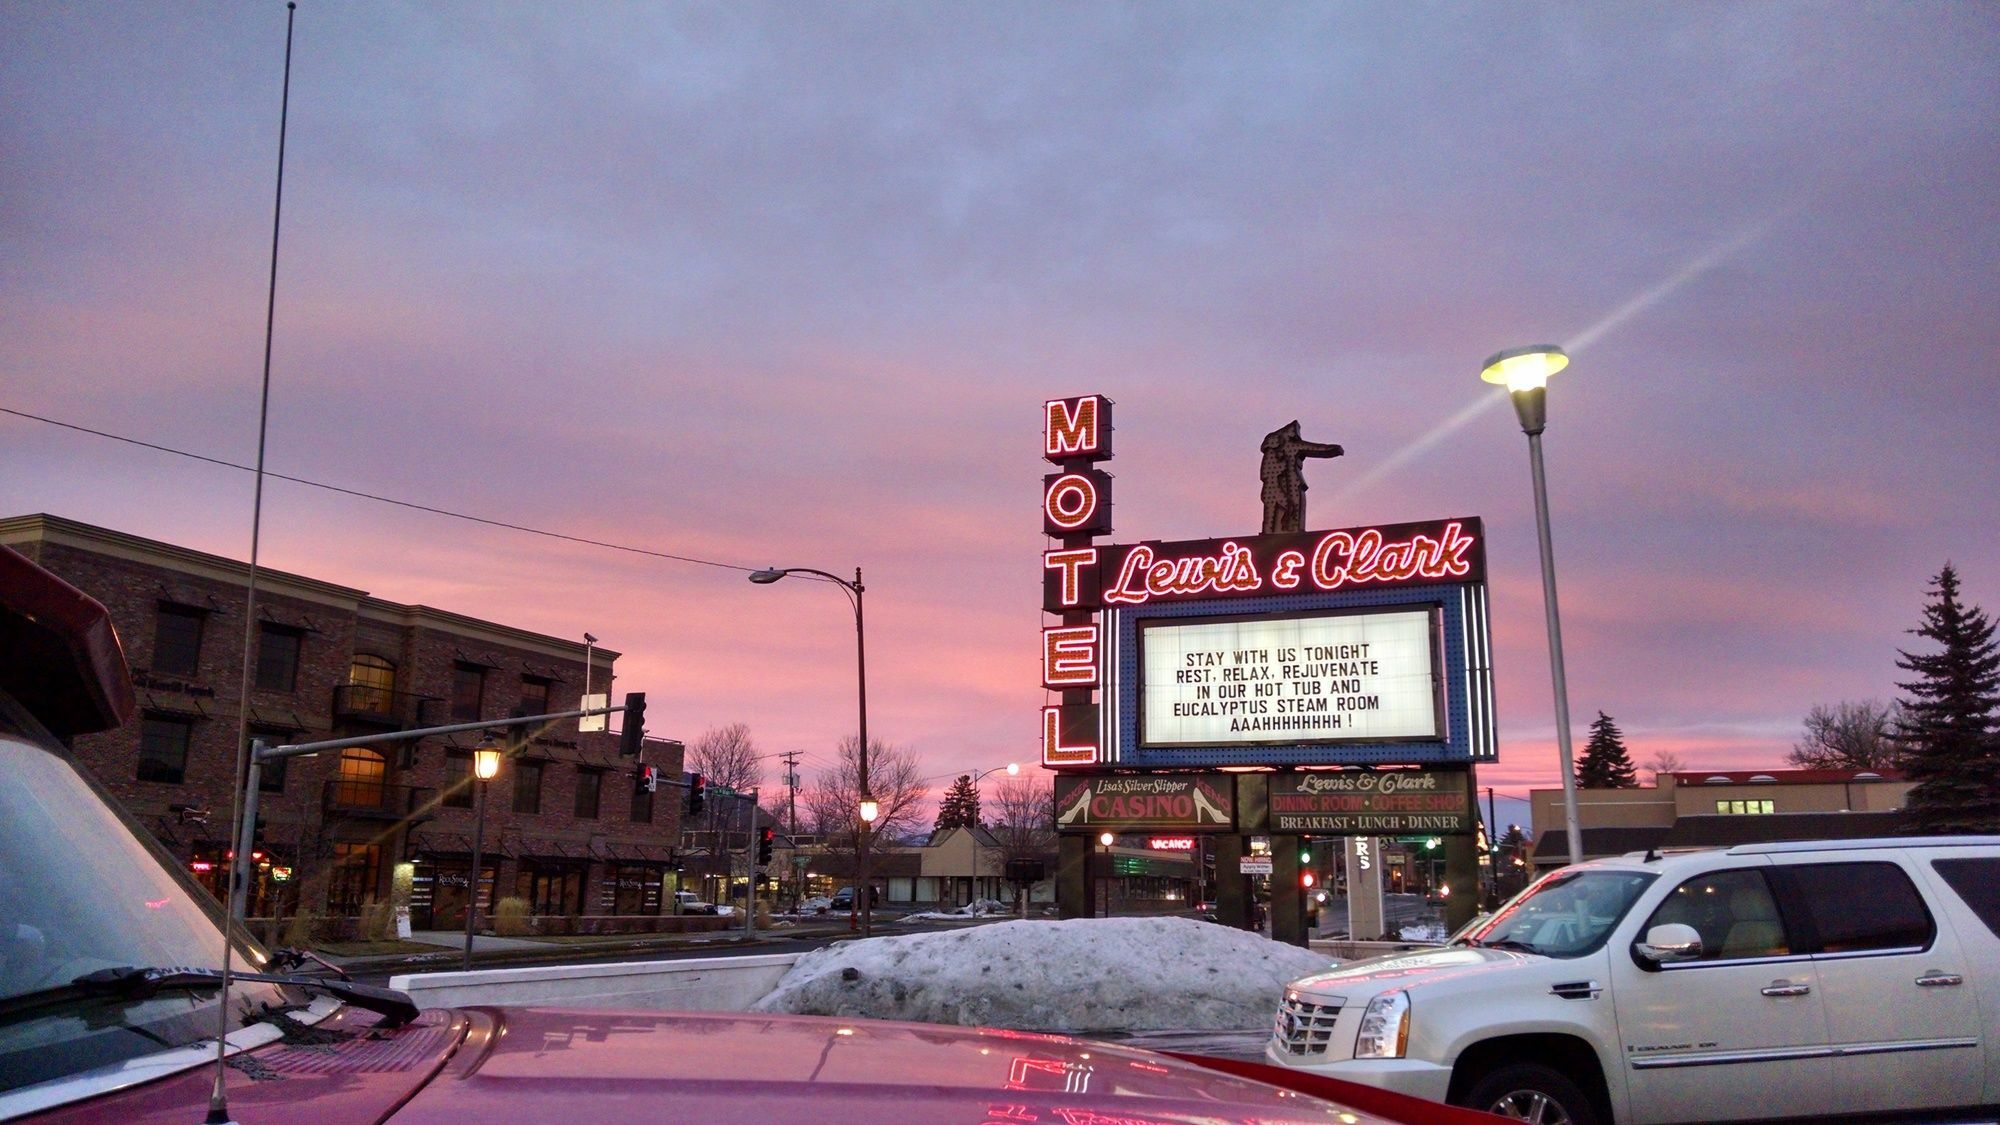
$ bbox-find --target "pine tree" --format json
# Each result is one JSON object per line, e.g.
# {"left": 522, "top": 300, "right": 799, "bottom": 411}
{"left": 933, "top": 774, "right": 982, "bottom": 833}
{"left": 1575, "top": 711, "right": 1639, "bottom": 788}
{"left": 1895, "top": 565, "right": 2000, "bottom": 834}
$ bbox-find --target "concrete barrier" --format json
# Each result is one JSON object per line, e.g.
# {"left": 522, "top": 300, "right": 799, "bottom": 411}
{"left": 389, "top": 952, "right": 803, "bottom": 1012}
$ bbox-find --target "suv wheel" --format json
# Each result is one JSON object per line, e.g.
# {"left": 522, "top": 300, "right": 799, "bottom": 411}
{"left": 1461, "top": 1063, "right": 1598, "bottom": 1125}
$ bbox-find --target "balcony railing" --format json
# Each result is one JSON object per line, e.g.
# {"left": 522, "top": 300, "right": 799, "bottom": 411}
{"left": 332, "top": 684, "right": 442, "bottom": 729}
{"left": 323, "top": 779, "right": 437, "bottom": 821}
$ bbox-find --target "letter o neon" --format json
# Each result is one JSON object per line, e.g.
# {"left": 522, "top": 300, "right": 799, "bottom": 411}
{"left": 1045, "top": 474, "right": 1100, "bottom": 530}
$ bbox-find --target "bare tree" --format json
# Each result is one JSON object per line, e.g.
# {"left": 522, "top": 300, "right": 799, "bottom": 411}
{"left": 1644, "top": 750, "right": 1687, "bottom": 785}
{"left": 687, "top": 723, "right": 763, "bottom": 791}
{"left": 989, "top": 776, "right": 1055, "bottom": 916}
{"left": 802, "top": 737, "right": 927, "bottom": 891}
{"left": 1787, "top": 700, "right": 1905, "bottom": 771}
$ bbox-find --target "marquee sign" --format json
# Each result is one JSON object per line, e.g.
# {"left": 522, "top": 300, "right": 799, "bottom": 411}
{"left": 1052, "top": 774, "right": 1236, "bottom": 833}
{"left": 1037, "top": 395, "right": 1496, "bottom": 772}
{"left": 1140, "top": 607, "right": 1442, "bottom": 747}
{"left": 1043, "top": 518, "right": 1483, "bottom": 614}
{"left": 1266, "top": 768, "right": 1473, "bottom": 835}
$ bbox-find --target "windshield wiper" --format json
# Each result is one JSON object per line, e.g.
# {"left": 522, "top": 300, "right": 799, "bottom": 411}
{"left": 1473, "top": 938, "right": 1541, "bottom": 954}
{"left": 0, "top": 966, "right": 417, "bottom": 1029}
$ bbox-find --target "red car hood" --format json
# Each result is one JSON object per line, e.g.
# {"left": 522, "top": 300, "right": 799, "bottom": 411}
{"left": 392, "top": 1006, "right": 1459, "bottom": 1125}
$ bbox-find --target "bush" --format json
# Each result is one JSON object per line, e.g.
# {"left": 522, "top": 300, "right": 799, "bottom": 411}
{"left": 492, "top": 897, "right": 532, "bottom": 936}
{"left": 282, "top": 909, "right": 317, "bottom": 948}
{"left": 358, "top": 901, "right": 393, "bottom": 941}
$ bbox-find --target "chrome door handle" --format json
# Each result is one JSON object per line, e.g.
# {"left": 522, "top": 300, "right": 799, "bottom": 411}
{"left": 1761, "top": 981, "right": 1811, "bottom": 997}
{"left": 1916, "top": 972, "right": 1963, "bottom": 987}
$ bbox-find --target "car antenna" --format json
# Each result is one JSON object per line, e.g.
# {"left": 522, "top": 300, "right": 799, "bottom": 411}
{"left": 1642, "top": 846, "right": 1661, "bottom": 863}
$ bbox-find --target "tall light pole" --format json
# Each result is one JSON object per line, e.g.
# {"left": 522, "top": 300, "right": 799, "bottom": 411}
{"left": 463, "top": 732, "right": 503, "bottom": 971}
{"left": 963, "top": 763, "right": 1020, "bottom": 906}
{"left": 750, "top": 565, "right": 872, "bottom": 935}
{"left": 1481, "top": 344, "right": 1584, "bottom": 866}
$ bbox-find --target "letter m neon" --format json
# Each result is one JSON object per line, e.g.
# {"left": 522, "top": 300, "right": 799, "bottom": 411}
{"left": 1045, "top": 395, "right": 1112, "bottom": 463}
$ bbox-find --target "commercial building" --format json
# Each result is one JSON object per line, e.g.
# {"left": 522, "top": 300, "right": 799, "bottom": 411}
{"left": 0, "top": 513, "right": 685, "bottom": 930}
{"left": 1528, "top": 768, "right": 1910, "bottom": 866}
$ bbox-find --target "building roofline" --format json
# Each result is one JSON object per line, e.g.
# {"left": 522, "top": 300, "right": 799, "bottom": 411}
{"left": 0, "top": 513, "right": 621, "bottom": 662}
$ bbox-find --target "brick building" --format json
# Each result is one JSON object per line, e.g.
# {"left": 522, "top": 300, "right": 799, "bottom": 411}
{"left": 0, "top": 513, "right": 685, "bottom": 930}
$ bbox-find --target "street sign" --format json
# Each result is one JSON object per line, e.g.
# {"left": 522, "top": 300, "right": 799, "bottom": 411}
{"left": 579, "top": 693, "right": 608, "bottom": 732}
{"left": 1239, "top": 855, "right": 1273, "bottom": 876}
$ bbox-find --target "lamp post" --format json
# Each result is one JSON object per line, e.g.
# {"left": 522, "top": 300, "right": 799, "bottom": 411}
{"left": 1104, "top": 828, "right": 1120, "bottom": 916}
{"left": 463, "top": 732, "right": 503, "bottom": 971}
{"left": 749, "top": 565, "right": 872, "bottom": 935}
{"left": 963, "top": 763, "right": 1020, "bottom": 906}
{"left": 1481, "top": 344, "right": 1584, "bottom": 866}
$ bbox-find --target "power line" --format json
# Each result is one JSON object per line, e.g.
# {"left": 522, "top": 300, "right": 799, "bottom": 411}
{"left": 2, "top": 405, "right": 807, "bottom": 578}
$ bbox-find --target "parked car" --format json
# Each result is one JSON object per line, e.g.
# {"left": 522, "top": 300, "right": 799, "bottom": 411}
{"left": 829, "top": 885, "right": 879, "bottom": 910}
{"left": 0, "top": 548, "right": 1490, "bottom": 1124}
{"left": 674, "top": 891, "right": 719, "bottom": 915}
{"left": 1267, "top": 840, "right": 2000, "bottom": 1124}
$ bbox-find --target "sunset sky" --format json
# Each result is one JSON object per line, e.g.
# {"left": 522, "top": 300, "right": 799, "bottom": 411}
{"left": 6, "top": 3, "right": 1996, "bottom": 830}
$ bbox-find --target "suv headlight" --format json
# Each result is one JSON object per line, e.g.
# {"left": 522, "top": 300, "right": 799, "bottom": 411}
{"left": 1354, "top": 991, "right": 1410, "bottom": 1059}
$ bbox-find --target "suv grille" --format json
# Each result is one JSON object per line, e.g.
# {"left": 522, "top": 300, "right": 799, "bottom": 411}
{"left": 1272, "top": 995, "right": 1344, "bottom": 1057}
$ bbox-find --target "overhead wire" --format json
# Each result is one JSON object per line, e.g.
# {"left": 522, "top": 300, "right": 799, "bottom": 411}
{"left": 0, "top": 405, "right": 839, "bottom": 579}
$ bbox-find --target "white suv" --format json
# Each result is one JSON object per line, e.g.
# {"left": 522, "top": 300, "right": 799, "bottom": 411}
{"left": 1267, "top": 838, "right": 2000, "bottom": 1124}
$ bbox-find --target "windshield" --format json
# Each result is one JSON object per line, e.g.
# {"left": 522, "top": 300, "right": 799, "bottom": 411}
{"left": 0, "top": 731, "right": 293, "bottom": 1093}
{"left": 1459, "top": 868, "right": 1657, "bottom": 958}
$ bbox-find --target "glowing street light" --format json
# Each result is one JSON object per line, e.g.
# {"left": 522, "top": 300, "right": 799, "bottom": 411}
{"left": 750, "top": 565, "right": 874, "bottom": 934}
{"left": 1481, "top": 344, "right": 1583, "bottom": 866}
{"left": 464, "top": 731, "right": 504, "bottom": 970}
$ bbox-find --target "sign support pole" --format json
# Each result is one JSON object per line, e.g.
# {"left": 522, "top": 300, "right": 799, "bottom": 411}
{"left": 1214, "top": 835, "right": 1249, "bottom": 929}
{"left": 1271, "top": 845, "right": 1305, "bottom": 946}
{"left": 1057, "top": 835, "right": 1090, "bottom": 919}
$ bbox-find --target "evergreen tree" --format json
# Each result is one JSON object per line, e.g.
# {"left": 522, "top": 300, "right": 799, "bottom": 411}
{"left": 1895, "top": 565, "right": 2000, "bottom": 833}
{"left": 933, "top": 774, "right": 982, "bottom": 833}
{"left": 1575, "top": 711, "right": 1639, "bottom": 789}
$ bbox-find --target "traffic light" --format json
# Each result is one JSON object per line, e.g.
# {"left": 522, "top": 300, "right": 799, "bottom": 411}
{"left": 1302, "top": 871, "right": 1316, "bottom": 888}
{"left": 637, "top": 765, "right": 658, "bottom": 793}
{"left": 756, "top": 826, "right": 774, "bottom": 865}
{"left": 619, "top": 692, "right": 646, "bottom": 756}
{"left": 686, "top": 772, "right": 705, "bottom": 815}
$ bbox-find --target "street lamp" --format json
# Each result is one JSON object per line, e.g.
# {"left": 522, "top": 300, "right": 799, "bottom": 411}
{"left": 1480, "top": 344, "right": 1583, "bottom": 866}
{"left": 962, "top": 763, "right": 1020, "bottom": 907}
{"left": 749, "top": 565, "right": 873, "bottom": 935}
{"left": 463, "top": 732, "right": 503, "bottom": 971}
{"left": 1097, "top": 831, "right": 1115, "bottom": 918}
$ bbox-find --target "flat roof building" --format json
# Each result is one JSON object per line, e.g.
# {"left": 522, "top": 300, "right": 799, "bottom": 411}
{"left": 1, "top": 513, "right": 686, "bottom": 934}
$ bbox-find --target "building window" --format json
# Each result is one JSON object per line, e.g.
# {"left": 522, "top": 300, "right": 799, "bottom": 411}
{"left": 333, "top": 747, "right": 389, "bottom": 810}
{"left": 138, "top": 716, "right": 193, "bottom": 783}
{"left": 347, "top": 654, "right": 396, "bottom": 714}
{"left": 451, "top": 663, "right": 486, "bottom": 722}
{"left": 631, "top": 780, "right": 654, "bottom": 824}
{"left": 255, "top": 624, "right": 303, "bottom": 692}
{"left": 513, "top": 759, "right": 544, "bottom": 815}
{"left": 1716, "top": 799, "right": 1776, "bottom": 815}
{"left": 443, "top": 749, "right": 474, "bottom": 808}
{"left": 575, "top": 767, "right": 603, "bottom": 820}
{"left": 519, "top": 675, "right": 551, "bottom": 716}
{"left": 152, "top": 604, "right": 206, "bottom": 677}
{"left": 327, "top": 842, "right": 384, "bottom": 914}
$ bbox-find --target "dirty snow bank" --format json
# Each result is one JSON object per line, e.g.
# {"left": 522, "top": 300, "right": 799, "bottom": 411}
{"left": 750, "top": 916, "right": 1331, "bottom": 1032}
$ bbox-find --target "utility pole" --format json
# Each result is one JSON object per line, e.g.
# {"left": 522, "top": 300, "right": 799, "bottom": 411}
{"left": 782, "top": 750, "right": 801, "bottom": 909}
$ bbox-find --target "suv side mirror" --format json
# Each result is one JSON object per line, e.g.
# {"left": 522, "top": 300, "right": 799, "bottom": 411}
{"left": 1634, "top": 922, "right": 1703, "bottom": 967}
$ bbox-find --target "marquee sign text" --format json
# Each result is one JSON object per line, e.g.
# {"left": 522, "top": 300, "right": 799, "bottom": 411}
{"left": 1266, "top": 768, "right": 1472, "bottom": 835}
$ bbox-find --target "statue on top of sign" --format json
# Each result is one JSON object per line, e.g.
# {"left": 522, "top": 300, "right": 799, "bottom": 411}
{"left": 1259, "top": 421, "right": 1344, "bottom": 534}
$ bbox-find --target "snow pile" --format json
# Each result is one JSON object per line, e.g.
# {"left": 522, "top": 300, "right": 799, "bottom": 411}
{"left": 751, "top": 916, "right": 1332, "bottom": 1032}
{"left": 902, "top": 899, "right": 1013, "bottom": 923}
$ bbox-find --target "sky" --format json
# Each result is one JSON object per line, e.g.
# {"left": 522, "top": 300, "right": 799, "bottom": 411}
{"left": 5, "top": 2, "right": 1997, "bottom": 833}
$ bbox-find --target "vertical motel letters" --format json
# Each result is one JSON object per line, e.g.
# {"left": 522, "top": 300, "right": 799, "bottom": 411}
{"left": 1043, "top": 395, "right": 1111, "bottom": 767}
